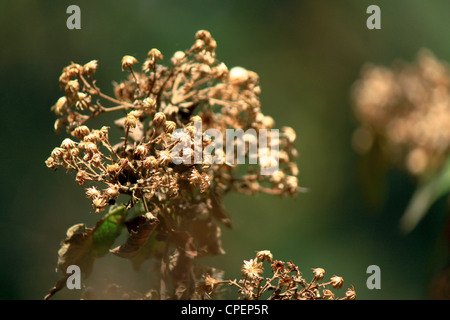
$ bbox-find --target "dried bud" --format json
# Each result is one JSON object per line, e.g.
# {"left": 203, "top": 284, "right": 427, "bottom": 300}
{"left": 147, "top": 48, "right": 163, "bottom": 61}
{"left": 61, "top": 138, "right": 77, "bottom": 149}
{"left": 153, "top": 112, "right": 166, "bottom": 127}
{"left": 76, "top": 170, "right": 88, "bottom": 186}
{"left": 52, "top": 97, "right": 68, "bottom": 116}
{"left": 86, "top": 186, "right": 101, "bottom": 199}
{"left": 92, "top": 195, "right": 108, "bottom": 213}
{"left": 330, "top": 276, "right": 344, "bottom": 289}
{"left": 135, "top": 145, "right": 148, "bottom": 158}
{"left": 172, "top": 51, "right": 186, "bottom": 64}
{"left": 164, "top": 121, "right": 177, "bottom": 134}
{"left": 83, "top": 60, "right": 98, "bottom": 75}
{"left": 105, "top": 184, "right": 120, "bottom": 199}
{"left": 282, "top": 126, "right": 296, "bottom": 144}
{"left": 229, "top": 66, "right": 249, "bottom": 84}
{"left": 190, "top": 115, "right": 202, "bottom": 123}
{"left": 45, "top": 157, "right": 56, "bottom": 170}
{"left": 143, "top": 156, "right": 158, "bottom": 169}
{"left": 344, "top": 286, "right": 356, "bottom": 300}
{"left": 312, "top": 268, "right": 325, "bottom": 281}
{"left": 143, "top": 97, "right": 156, "bottom": 114}
{"left": 107, "top": 163, "right": 121, "bottom": 174}
{"left": 322, "top": 289, "right": 335, "bottom": 300}
{"left": 256, "top": 250, "right": 273, "bottom": 263}
{"left": 71, "top": 125, "right": 90, "bottom": 140}
{"left": 125, "top": 112, "right": 138, "bottom": 128}
{"left": 121, "top": 55, "right": 138, "bottom": 70}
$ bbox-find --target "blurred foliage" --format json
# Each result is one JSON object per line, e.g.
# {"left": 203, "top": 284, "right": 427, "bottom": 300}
{"left": 1, "top": 0, "right": 450, "bottom": 299}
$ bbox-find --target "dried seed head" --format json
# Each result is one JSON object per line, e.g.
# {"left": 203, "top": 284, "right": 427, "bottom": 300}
{"left": 312, "top": 268, "right": 325, "bottom": 281}
{"left": 83, "top": 60, "right": 98, "bottom": 75}
{"left": 229, "top": 66, "right": 249, "bottom": 84}
{"left": 172, "top": 51, "right": 186, "bottom": 64}
{"left": 76, "top": 170, "right": 89, "bottom": 186}
{"left": 282, "top": 126, "right": 296, "bottom": 144}
{"left": 256, "top": 250, "right": 273, "bottom": 263}
{"left": 143, "top": 156, "right": 158, "bottom": 169}
{"left": 322, "top": 289, "right": 335, "bottom": 300}
{"left": 344, "top": 286, "right": 356, "bottom": 300}
{"left": 52, "top": 97, "right": 68, "bottom": 116}
{"left": 135, "top": 145, "right": 148, "bottom": 158}
{"left": 143, "top": 97, "right": 156, "bottom": 114}
{"left": 85, "top": 186, "right": 101, "bottom": 199}
{"left": 105, "top": 184, "right": 120, "bottom": 199}
{"left": 241, "top": 259, "right": 263, "bottom": 279}
{"left": 92, "top": 195, "right": 108, "bottom": 213}
{"left": 107, "top": 163, "right": 121, "bottom": 174}
{"left": 125, "top": 112, "right": 138, "bottom": 128}
{"left": 330, "top": 276, "right": 344, "bottom": 289}
{"left": 190, "top": 115, "right": 202, "bottom": 123}
{"left": 153, "top": 112, "right": 166, "bottom": 127}
{"left": 61, "top": 138, "right": 77, "bottom": 150}
{"left": 45, "top": 157, "right": 56, "bottom": 170}
{"left": 147, "top": 48, "right": 163, "bottom": 62}
{"left": 71, "top": 125, "right": 90, "bottom": 140}
{"left": 121, "top": 55, "right": 138, "bottom": 70}
{"left": 164, "top": 121, "right": 177, "bottom": 134}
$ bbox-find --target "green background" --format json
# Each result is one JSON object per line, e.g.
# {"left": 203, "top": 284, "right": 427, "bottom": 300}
{"left": 1, "top": 0, "right": 449, "bottom": 299}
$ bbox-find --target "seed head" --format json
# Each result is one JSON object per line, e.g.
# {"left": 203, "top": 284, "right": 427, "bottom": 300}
{"left": 330, "top": 276, "right": 344, "bottom": 289}
{"left": 121, "top": 55, "right": 138, "bottom": 70}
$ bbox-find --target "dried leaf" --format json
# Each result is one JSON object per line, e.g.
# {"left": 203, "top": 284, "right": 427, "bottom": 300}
{"left": 190, "top": 218, "right": 225, "bottom": 256}
{"left": 208, "top": 192, "right": 232, "bottom": 228}
{"left": 110, "top": 212, "right": 160, "bottom": 270}
{"left": 45, "top": 205, "right": 128, "bottom": 299}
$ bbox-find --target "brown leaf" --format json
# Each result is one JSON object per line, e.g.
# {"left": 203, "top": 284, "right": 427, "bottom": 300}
{"left": 208, "top": 192, "right": 232, "bottom": 228}
{"left": 190, "top": 218, "right": 225, "bottom": 256}
{"left": 110, "top": 212, "right": 159, "bottom": 260}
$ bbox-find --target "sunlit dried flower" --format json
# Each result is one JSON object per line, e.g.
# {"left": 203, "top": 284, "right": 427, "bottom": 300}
{"left": 256, "top": 250, "right": 273, "bottom": 263}
{"left": 241, "top": 259, "right": 263, "bottom": 279}
{"left": 121, "top": 55, "right": 138, "bottom": 70}
{"left": 330, "top": 276, "right": 344, "bottom": 289}
{"left": 312, "top": 268, "right": 325, "bottom": 281}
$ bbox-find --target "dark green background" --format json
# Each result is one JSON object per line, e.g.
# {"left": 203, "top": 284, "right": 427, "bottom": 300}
{"left": 1, "top": 0, "right": 449, "bottom": 299}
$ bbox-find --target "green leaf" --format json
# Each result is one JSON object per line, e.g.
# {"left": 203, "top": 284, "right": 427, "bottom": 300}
{"left": 400, "top": 158, "right": 450, "bottom": 233}
{"left": 45, "top": 205, "right": 128, "bottom": 299}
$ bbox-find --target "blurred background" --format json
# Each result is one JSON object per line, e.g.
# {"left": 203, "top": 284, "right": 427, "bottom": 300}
{"left": 1, "top": 0, "right": 450, "bottom": 299}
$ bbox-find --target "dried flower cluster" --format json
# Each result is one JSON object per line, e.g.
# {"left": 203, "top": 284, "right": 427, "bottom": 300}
{"left": 352, "top": 49, "right": 450, "bottom": 176}
{"left": 198, "top": 250, "right": 355, "bottom": 300}
{"left": 45, "top": 30, "right": 299, "bottom": 299}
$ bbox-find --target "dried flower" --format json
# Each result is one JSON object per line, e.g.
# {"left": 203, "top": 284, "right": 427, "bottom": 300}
{"left": 121, "top": 55, "right": 138, "bottom": 70}
{"left": 330, "top": 276, "right": 344, "bottom": 289}
{"left": 241, "top": 259, "right": 263, "bottom": 279}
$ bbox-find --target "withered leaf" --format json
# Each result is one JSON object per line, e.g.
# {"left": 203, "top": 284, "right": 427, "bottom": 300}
{"left": 45, "top": 205, "right": 128, "bottom": 300}
{"left": 208, "top": 192, "right": 232, "bottom": 228}
{"left": 190, "top": 218, "right": 225, "bottom": 256}
{"left": 110, "top": 212, "right": 160, "bottom": 270}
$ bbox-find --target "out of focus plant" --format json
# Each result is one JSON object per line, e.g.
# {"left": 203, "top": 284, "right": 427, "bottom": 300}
{"left": 352, "top": 50, "right": 450, "bottom": 299}
{"left": 352, "top": 49, "right": 450, "bottom": 233}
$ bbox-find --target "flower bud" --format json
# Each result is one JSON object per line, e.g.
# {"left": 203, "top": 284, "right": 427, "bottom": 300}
{"left": 164, "top": 121, "right": 176, "bottom": 134}
{"left": 330, "top": 276, "right": 344, "bottom": 289}
{"left": 312, "top": 268, "right": 325, "bottom": 281}
{"left": 121, "top": 55, "right": 138, "bottom": 70}
{"left": 61, "top": 138, "right": 77, "bottom": 149}
{"left": 153, "top": 112, "right": 166, "bottom": 127}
